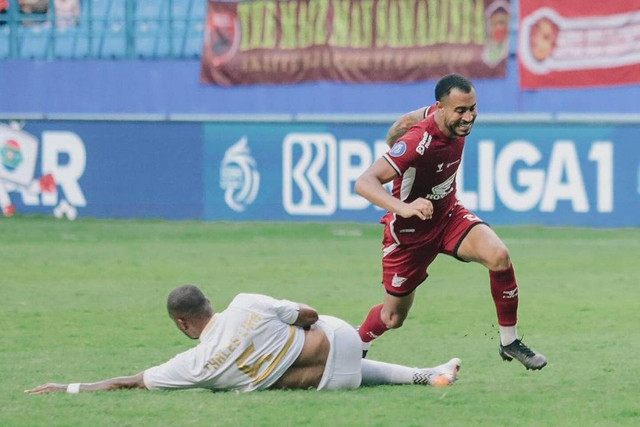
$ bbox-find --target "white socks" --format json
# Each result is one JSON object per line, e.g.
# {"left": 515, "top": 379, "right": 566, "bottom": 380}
{"left": 499, "top": 325, "right": 518, "bottom": 346}
{"left": 360, "top": 359, "right": 416, "bottom": 386}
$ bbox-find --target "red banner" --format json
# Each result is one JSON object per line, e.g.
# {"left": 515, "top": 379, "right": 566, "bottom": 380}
{"left": 201, "top": 0, "right": 509, "bottom": 86}
{"left": 519, "top": 0, "right": 640, "bottom": 89}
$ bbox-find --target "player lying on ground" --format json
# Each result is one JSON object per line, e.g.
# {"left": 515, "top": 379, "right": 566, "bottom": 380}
{"left": 26, "top": 285, "right": 460, "bottom": 394}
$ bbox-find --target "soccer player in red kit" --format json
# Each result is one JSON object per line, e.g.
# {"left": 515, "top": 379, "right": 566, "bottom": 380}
{"left": 355, "top": 74, "right": 547, "bottom": 370}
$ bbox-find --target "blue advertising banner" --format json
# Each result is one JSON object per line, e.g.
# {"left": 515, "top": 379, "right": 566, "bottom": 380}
{"left": 204, "top": 122, "right": 640, "bottom": 227}
{"left": 458, "top": 124, "right": 638, "bottom": 227}
{"left": 204, "top": 122, "right": 391, "bottom": 221}
{"left": 1, "top": 121, "right": 203, "bottom": 220}
{"left": 3, "top": 119, "right": 638, "bottom": 227}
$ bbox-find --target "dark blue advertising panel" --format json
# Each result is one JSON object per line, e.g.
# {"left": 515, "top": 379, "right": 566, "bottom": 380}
{"left": 1, "top": 121, "right": 203, "bottom": 220}
{"left": 204, "top": 122, "right": 640, "bottom": 227}
{"left": 3, "top": 119, "right": 638, "bottom": 226}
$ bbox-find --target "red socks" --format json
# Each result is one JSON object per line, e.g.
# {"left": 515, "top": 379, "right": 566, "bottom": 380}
{"left": 489, "top": 265, "right": 519, "bottom": 326}
{"left": 359, "top": 267, "right": 519, "bottom": 342}
{"left": 358, "top": 304, "right": 389, "bottom": 343}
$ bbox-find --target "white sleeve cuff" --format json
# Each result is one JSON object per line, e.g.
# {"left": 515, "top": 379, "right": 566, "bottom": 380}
{"left": 274, "top": 299, "right": 300, "bottom": 324}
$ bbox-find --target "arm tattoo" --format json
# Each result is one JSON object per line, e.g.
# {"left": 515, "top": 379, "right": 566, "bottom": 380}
{"left": 386, "top": 115, "right": 419, "bottom": 147}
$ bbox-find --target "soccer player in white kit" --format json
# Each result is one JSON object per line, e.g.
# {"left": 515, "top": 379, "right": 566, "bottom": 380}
{"left": 27, "top": 285, "right": 460, "bottom": 394}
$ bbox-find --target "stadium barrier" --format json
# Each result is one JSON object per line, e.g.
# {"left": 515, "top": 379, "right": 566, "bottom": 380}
{"left": 1, "top": 114, "right": 638, "bottom": 227}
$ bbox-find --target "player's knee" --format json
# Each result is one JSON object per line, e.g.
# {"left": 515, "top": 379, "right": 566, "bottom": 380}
{"left": 488, "top": 246, "right": 511, "bottom": 271}
{"left": 382, "top": 312, "right": 406, "bottom": 329}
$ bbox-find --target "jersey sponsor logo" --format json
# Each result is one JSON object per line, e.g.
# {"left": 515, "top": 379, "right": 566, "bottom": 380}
{"left": 389, "top": 141, "right": 407, "bottom": 157}
{"left": 425, "top": 173, "right": 456, "bottom": 200}
{"left": 220, "top": 136, "right": 260, "bottom": 212}
{"left": 391, "top": 274, "right": 407, "bottom": 288}
{"left": 416, "top": 132, "right": 432, "bottom": 155}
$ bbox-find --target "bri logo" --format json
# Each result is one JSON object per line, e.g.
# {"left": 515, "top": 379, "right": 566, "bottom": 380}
{"left": 220, "top": 136, "right": 260, "bottom": 212}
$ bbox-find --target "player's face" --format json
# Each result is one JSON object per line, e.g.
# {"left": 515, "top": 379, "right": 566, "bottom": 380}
{"left": 438, "top": 88, "right": 478, "bottom": 138}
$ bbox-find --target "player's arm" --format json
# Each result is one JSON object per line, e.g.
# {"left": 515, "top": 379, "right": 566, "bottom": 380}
{"left": 241, "top": 294, "right": 320, "bottom": 329}
{"left": 355, "top": 158, "right": 433, "bottom": 220}
{"left": 293, "top": 303, "right": 319, "bottom": 329}
{"left": 26, "top": 372, "right": 146, "bottom": 394}
{"left": 386, "top": 107, "right": 429, "bottom": 147}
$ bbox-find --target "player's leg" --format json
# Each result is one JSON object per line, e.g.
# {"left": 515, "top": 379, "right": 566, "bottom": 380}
{"left": 361, "top": 358, "right": 460, "bottom": 387}
{"left": 314, "top": 316, "right": 362, "bottom": 390}
{"left": 358, "top": 238, "right": 436, "bottom": 356}
{"left": 455, "top": 223, "right": 519, "bottom": 341}
{"left": 452, "top": 217, "right": 547, "bottom": 370}
{"left": 358, "top": 226, "right": 437, "bottom": 356}
{"left": 358, "top": 292, "right": 415, "bottom": 356}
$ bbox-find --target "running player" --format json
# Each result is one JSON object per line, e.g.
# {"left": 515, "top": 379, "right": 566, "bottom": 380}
{"left": 355, "top": 73, "right": 547, "bottom": 370}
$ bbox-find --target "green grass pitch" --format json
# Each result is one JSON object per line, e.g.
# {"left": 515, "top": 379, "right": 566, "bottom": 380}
{"left": 1, "top": 216, "right": 639, "bottom": 426}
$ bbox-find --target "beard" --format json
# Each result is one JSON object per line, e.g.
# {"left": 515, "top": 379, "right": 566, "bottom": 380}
{"left": 447, "top": 119, "right": 474, "bottom": 137}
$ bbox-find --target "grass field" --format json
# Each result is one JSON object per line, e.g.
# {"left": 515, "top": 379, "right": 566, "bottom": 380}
{"left": 1, "top": 216, "right": 639, "bottom": 426}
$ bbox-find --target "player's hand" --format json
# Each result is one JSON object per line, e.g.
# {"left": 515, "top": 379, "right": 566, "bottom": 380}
{"left": 25, "top": 383, "right": 67, "bottom": 394}
{"left": 399, "top": 198, "right": 433, "bottom": 220}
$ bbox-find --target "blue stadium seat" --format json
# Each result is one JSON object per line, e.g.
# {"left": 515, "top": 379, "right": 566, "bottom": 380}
{"left": 0, "top": 26, "right": 10, "bottom": 57}
{"left": 0, "top": 0, "right": 268, "bottom": 59}
{"left": 19, "top": 24, "right": 49, "bottom": 59}
{"left": 52, "top": 24, "right": 78, "bottom": 58}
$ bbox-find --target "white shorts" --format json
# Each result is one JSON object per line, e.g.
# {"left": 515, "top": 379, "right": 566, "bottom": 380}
{"left": 315, "top": 315, "right": 362, "bottom": 390}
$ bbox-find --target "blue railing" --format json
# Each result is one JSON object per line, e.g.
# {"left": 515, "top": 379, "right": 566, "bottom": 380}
{"left": 0, "top": 0, "right": 205, "bottom": 58}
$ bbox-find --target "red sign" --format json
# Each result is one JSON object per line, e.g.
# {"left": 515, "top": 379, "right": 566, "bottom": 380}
{"left": 201, "top": 0, "right": 509, "bottom": 86}
{"left": 519, "top": 0, "right": 640, "bottom": 89}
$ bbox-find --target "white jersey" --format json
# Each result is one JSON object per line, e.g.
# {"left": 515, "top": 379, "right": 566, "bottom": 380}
{"left": 143, "top": 293, "right": 305, "bottom": 392}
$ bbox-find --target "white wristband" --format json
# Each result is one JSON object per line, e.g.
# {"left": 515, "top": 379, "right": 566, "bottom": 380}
{"left": 66, "top": 383, "right": 81, "bottom": 394}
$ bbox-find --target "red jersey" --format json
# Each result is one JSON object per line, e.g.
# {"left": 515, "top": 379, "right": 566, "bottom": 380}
{"left": 381, "top": 109, "right": 465, "bottom": 244}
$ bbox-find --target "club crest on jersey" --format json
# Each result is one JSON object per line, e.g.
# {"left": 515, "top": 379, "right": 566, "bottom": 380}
{"left": 389, "top": 141, "right": 407, "bottom": 157}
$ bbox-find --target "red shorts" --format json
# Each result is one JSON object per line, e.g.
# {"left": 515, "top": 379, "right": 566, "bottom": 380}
{"left": 381, "top": 203, "right": 486, "bottom": 296}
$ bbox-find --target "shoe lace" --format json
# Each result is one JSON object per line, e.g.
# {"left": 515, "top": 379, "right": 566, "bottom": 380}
{"left": 513, "top": 339, "right": 536, "bottom": 358}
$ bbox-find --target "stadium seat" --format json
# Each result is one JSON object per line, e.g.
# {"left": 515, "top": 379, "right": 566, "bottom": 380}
{"left": 0, "top": 0, "right": 205, "bottom": 59}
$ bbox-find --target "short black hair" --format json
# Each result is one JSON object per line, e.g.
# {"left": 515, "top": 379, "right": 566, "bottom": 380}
{"left": 167, "top": 285, "right": 212, "bottom": 319}
{"left": 435, "top": 73, "right": 475, "bottom": 101}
